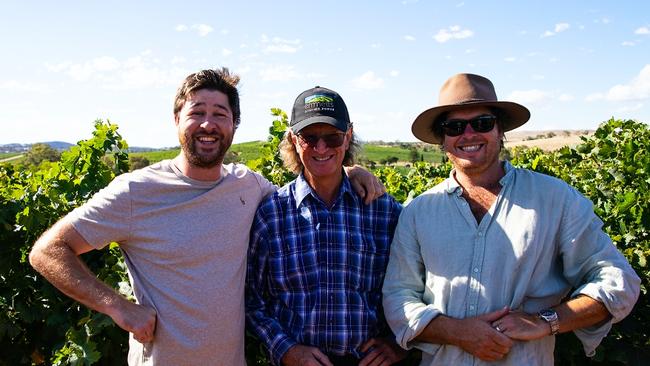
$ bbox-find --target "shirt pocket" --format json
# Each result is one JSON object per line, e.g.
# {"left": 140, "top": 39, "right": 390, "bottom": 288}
{"left": 347, "top": 229, "right": 390, "bottom": 292}
{"left": 268, "top": 235, "right": 319, "bottom": 293}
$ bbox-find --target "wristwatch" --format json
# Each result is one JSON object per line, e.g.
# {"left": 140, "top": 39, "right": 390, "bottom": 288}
{"left": 538, "top": 309, "right": 560, "bottom": 335}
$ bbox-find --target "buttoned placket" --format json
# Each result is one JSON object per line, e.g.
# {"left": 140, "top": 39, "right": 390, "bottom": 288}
{"left": 456, "top": 189, "right": 505, "bottom": 318}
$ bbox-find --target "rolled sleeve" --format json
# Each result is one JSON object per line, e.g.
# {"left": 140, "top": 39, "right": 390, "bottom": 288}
{"left": 560, "top": 190, "right": 641, "bottom": 356}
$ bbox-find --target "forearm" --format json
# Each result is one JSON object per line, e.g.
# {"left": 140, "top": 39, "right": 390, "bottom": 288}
{"left": 29, "top": 224, "right": 128, "bottom": 318}
{"left": 415, "top": 314, "right": 461, "bottom": 346}
{"left": 555, "top": 295, "right": 610, "bottom": 334}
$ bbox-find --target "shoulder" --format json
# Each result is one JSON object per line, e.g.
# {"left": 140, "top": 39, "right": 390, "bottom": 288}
{"left": 223, "top": 163, "right": 276, "bottom": 195}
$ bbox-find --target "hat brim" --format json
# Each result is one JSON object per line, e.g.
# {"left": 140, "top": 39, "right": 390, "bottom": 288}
{"left": 411, "top": 101, "right": 531, "bottom": 144}
{"left": 290, "top": 115, "right": 350, "bottom": 133}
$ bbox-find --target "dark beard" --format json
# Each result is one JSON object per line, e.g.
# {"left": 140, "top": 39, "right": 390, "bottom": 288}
{"left": 180, "top": 132, "right": 232, "bottom": 168}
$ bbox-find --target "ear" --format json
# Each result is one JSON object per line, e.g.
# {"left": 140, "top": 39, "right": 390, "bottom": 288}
{"left": 344, "top": 127, "right": 353, "bottom": 150}
{"left": 174, "top": 114, "right": 180, "bottom": 127}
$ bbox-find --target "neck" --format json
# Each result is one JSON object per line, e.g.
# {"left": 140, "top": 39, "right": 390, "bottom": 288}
{"left": 454, "top": 160, "right": 505, "bottom": 190}
{"left": 304, "top": 171, "right": 343, "bottom": 207}
{"left": 173, "top": 154, "right": 223, "bottom": 181}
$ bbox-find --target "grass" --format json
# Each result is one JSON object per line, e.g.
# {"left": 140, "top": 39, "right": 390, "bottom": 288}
{"left": 360, "top": 144, "right": 444, "bottom": 164}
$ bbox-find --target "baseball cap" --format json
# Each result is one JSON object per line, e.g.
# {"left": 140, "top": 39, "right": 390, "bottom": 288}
{"left": 290, "top": 86, "right": 351, "bottom": 133}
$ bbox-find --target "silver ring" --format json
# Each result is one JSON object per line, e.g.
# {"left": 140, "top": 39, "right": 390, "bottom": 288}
{"left": 495, "top": 325, "right": 503, "bottom": 332}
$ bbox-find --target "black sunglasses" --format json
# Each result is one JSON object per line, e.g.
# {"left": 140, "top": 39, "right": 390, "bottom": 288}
{"left": 440, "top": 115, "right": 497, "bottom": 137}
{"left": 296, "top": 132, "right": 347, "bottom": 148}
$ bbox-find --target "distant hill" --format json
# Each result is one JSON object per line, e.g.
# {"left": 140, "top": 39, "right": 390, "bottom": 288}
{"left": 0, "top": 141, "right": 159, "bottom": 153}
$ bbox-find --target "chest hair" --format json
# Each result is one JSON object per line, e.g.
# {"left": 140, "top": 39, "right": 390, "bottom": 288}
{"left": 462, "top": 184, "right": 501, "bottom": 224}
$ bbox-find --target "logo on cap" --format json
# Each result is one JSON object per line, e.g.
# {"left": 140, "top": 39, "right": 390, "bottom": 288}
{"left": 304, "top": 94, "right": 335, "bottom": 114}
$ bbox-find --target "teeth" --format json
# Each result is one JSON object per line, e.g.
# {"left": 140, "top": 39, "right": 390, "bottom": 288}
{"left": 314, "top": 156, "right": 331, "bottom": 161}
{"left": 197, "top": 136, "right": 217, "bottom": 142}
{"left": 460, "top": 144, "right": 481, "bottom": 152}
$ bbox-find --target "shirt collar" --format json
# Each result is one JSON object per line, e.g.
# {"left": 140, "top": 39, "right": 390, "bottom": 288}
{"left": 293, "top": 171, "right": 355, "bottom": 208}
{"left": 444, "top": 160, "right": 515, "bottom": 195}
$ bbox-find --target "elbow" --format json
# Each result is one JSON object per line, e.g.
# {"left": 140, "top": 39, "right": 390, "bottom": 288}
{"left": 28, "top": 240, "right": 47, "bottom": 272}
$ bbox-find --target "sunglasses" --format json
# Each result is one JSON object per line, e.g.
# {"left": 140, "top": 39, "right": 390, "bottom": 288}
{"left": 440, "top": 115, "right": 497, "bottom": 137}
{"left": 296, "top": 132, "right": 347, "bottom": 148}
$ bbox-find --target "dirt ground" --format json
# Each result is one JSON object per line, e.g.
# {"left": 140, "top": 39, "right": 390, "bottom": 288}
{"left": 504, "top": 130, "right": 593, "bottom": 151}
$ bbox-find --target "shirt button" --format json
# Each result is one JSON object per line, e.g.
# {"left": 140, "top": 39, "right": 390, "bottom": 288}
{"left": 478, "top": 232, "right": 484, "bottom": 237}
{"left": 469, "top": 305, "right": 475, "bottom": 310}
{"left": 473, "top": 267, "right": 479, "bottom": 273}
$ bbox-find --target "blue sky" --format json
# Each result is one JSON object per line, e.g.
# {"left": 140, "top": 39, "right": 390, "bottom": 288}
{"left": 1, "top": 1, "right": 648, "bottom": 147}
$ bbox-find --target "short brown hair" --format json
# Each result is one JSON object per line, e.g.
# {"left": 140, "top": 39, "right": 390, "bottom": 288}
{"left": 279, "top": 127, "right": 360, "bottom": 174}
{"left": 173, "top": 68, "right": 241, "bottom": 129}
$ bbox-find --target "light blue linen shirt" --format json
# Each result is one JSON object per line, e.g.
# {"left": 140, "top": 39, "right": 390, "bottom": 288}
{"left": 382, "top": 161, "right": 640, "bottom": 366}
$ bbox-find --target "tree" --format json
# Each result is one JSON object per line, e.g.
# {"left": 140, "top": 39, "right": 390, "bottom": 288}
{"left": 25, "top": 143, "right": 61, "bottom": 166}
{"left": 128, "top": 155, "right": 150, "bottom": 171}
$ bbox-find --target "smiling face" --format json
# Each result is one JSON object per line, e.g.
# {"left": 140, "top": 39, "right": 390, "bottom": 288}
{"left": 291, "top": 123, "right": 351, "bottom": 188}
{"left": 175, "top": 89, "right": 234, "bottom": 169}
{"left": 441, "top": 106, "right": 503, "bottom": 177}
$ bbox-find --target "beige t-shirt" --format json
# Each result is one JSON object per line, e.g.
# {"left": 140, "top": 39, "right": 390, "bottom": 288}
{"left": 68, "top": 160, "right": 275, "bottom": 366}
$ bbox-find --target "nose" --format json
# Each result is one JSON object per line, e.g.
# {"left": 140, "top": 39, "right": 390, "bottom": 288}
{"left": 313, "top": 137, "right": 329, "bottom": 153}
{"left": 199, "top": 118, "right": 218, "bottom": 132}
{"left": 462, "top": 122, "right": 478, "bottom": 136}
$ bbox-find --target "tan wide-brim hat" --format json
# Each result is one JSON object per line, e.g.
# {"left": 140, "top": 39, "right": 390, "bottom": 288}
{"left": 411, "top": 73, "right": 531, "bottom": 144}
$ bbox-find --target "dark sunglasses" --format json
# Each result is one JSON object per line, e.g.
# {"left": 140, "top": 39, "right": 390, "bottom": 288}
{"left": 440, "top": 115, "right": 497, "bottom": 137}
{"left": 296, "top": 132, "right": 346, "bottom": 148}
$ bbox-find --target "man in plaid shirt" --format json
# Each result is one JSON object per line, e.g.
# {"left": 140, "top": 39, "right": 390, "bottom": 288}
{"left": 245, "top": 86, "right": 406, "bottom": 366}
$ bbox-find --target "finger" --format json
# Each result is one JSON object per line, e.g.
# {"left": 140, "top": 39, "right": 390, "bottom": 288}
{"left": 359, "top": 349, "right": 380, "bottom": 366}
{"left": 312, "top": 349, "right": 333, "bottom": 366}
{"left": 351, "top": 179, "right": 367, "bottom": 200}
{"left": 363, "top": 181, "right": 374, "bottom": 205}
{"left": 480, "top": 306, "right": 510, "bottom": 322}
{"left": 359, "top": 338, "right": 378, "bottom": 353}
{"left": 492, "top": 333, "right": 514, "bottom": 348}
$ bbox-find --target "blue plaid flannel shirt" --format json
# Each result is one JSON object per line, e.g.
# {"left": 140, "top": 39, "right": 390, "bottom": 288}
{"left": 245, "top": 173, "right": 402, "bottom": 365}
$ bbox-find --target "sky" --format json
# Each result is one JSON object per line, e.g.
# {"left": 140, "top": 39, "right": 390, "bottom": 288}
{"left": 1, "top": 0, "right": 649, "bottom": 148}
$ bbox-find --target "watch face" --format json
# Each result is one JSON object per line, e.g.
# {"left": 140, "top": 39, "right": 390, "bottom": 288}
{"left": 540, "top": 309, "right": 555, "bottom": 318}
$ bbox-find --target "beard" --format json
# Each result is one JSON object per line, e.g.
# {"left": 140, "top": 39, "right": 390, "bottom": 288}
{"left": 179, "top": 130, "right": 233, "bottom": 168}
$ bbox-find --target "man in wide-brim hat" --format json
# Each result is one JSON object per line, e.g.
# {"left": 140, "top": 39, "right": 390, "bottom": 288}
{"left": 381, "top": 73, "right": 640, "bottom": 365}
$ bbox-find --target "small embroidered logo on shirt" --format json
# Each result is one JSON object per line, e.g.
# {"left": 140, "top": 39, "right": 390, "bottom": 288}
{"left": 240, "top": 197, "right": 246, "bottom": 205}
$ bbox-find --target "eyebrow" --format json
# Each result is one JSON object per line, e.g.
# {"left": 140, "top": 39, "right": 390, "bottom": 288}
{"left": 187, "top": 101, "right": 231, "bottom": 112}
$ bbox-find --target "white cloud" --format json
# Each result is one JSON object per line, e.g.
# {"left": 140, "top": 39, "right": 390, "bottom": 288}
{"left": 622, "top": 41, "right": 636, "bottom": 47}
{"left": 433, "top": 25, "right": 473, "bottom": 43}
{"left": 259, "top": 65, "right": 300, "bottom": 81}
{"left": 532, "top": 74, "right": 545, "bottom": 80}
{"left": 192, "top": 24, "right": 213, "bottom": 37}
{"left": 221, "top": 29, "right": 230, "bottom": 35}
{"left": 351, "top": 71, "right": 384, "bottom": 90}
{"left": 635, "top": 26, "right": 650, "bottom": 35}
{"left": 404, "top": 35, "right": 416, "bottom": 41}
{"left": 262, "top": 36, "right": 301, "bottom": 54}
{"left": 541, "top": 23, "right": 570, "bottom": 38}
{"left": 371, "top": 43, "right": 381, "bottom": 49}
{"left": 504, "top": 57, "right": 516, "bottom": 62}
{"left": 555, "top": 23, "right": 570, "bottom": 32}
{"left": 456, "top": 2, "right": 465, "bottom": 7}
{"left": 600, "top": 64, "right": 650, "bottom": 101}
{"left": 175, "top": 24, "right": 188, "bottom": 32}
{"left": 222, "top": 48, "right": 232, "bottom": 57}
{"left": 45, "top": 52, "right": 187, "bottom": 89}
{"left": 390, "top": 70, "right": 400, "bottom": 77}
